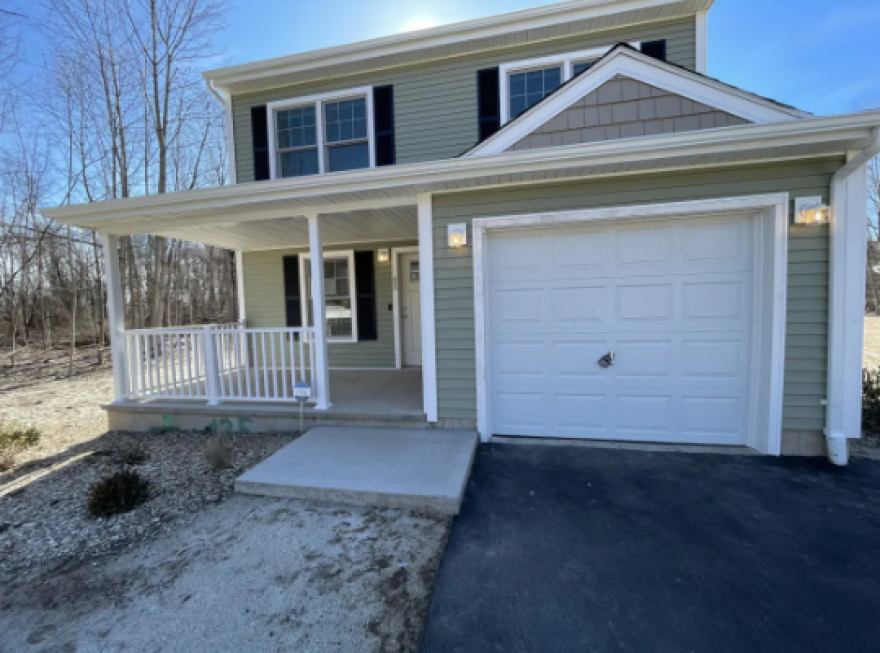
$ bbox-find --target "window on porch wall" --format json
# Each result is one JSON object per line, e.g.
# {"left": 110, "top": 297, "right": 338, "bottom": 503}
{"left": 304, "top": 258, "right": 354, "bottom": 340}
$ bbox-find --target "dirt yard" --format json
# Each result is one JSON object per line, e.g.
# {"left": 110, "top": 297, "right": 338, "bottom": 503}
{"left": 0, "top": 347, "right": 450, "bottom": 651}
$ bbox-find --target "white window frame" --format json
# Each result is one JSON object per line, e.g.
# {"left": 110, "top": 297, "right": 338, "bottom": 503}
{"left": 266, "top": 87, "right": 376, "bottom": 180}
{"left": 499, "top": 43, "right": 640, "bottom": 125}
{"left": 299, "top": 249, "right": 359, "bottom": 343}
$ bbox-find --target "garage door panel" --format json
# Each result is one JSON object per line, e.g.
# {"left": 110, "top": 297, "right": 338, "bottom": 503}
{"left": 613, "top": 340, "right": 674, "bottom": 377}
{"left": 552, "top": 340, "right": 610, "bottom": 378}
{"left": 616, "top": 395, "right": 674, "bottom": 434}
{"left": 491, "top": 287, "right": 546, "bottom": 326}
{"left": 552, "top": 286, "right": 608, "bottom": 324}
{"left": 552, "top": 231, "right": 606, "bottom": 269}
{"left": 616, "top": 284, "right": 674, "bottom": 321}
{"left": 486, "top": 214, "right": 755, "bottom": 446}
{"left": 681, "top": 396, "right": 747, "bottom": 436}
{"left": 615, "top": 227, "right": 674, "bottom": 266}
{"left": 682, "top": 340, "right": 747, "bottom": 379}
{"left": 493, "top": 341, "right": 547, "bottom": 378}
{"left": 493, "top": 393, "right": 548, "bottom": 433}
{"left": 682, "top": 222, "right": 749, "bottom": 266}
{"left": 682, "top": 280, "right": 749, "bottom": 321}
{"left": 554, "top": 394, "right": 609, "bottom": 431}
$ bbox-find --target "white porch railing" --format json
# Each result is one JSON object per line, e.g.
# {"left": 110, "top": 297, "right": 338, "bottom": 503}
{"left": 120, "top": 325, "right": 319, "bottom": 405}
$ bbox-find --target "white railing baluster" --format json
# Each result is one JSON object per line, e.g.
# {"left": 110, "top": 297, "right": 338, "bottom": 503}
{"left": 261, "top": 332, "right": 269, "bottom": 399}
{"left": 117, "top": 325, "right": 317, "bottom": 405}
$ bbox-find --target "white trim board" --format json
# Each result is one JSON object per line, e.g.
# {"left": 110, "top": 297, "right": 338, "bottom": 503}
{"left": 468, "top": 46, "right": 809, "bottom": 157}
{"left": 391, "top": 246, "right": 420, "bottom": 369}
{"left": 471, "top": 193, "right": 789, "bottom": 454}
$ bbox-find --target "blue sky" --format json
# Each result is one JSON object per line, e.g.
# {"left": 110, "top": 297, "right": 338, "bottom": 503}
{"left": 214, "top": 0, "right": 880, "bottom": 116}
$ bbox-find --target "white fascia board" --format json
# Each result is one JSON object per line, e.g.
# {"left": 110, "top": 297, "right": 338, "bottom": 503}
{"left": 42, "top": 110, "right": 880, "bottom": 230}
{"left": 467, "top": 48, "right": 811, "bottom": 157}
{"left": 204, "top": 0, "right": 714, "bottom": 91}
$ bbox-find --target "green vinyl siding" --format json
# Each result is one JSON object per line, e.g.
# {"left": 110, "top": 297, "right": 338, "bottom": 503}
{"left": 432, "top": 159, "right": 841, "bottom": 429}
{"left": 242, "top": 240, "right": 416, "bottom": 368}
{"left": 233, "top": 18, "right": 695, "bottom": 182}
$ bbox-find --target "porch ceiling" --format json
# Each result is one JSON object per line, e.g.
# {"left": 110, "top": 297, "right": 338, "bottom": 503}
{"left": 153, "top": 205, "right": 418, "bottom": 251}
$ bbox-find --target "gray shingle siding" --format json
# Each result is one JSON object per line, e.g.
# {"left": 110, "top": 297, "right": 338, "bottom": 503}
{"left": 509, "top": 75, "right": 749, "bottom": 151}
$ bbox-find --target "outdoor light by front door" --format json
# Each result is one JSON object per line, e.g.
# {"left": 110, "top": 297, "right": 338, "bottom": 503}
{"left": 448, "top": 223, "right": 467, "bottom": 248}
{"left": 377, "top": 248, "right": 389, "bottom": 263}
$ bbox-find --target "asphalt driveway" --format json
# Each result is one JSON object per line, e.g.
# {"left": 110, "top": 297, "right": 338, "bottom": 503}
{"left": 420, "top": 443, "right": 880, "bottom": 653}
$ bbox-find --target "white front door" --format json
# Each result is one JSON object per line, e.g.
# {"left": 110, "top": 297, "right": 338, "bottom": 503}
{"left": 484, "top": 214, "right": 756, "bottom": 445}
{"left": 401, "top": 253, "right": 422, "bottom": 367}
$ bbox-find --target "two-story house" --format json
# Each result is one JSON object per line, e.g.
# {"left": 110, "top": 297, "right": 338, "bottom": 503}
{"left": 45, "top": 0, "right": 880, "bottom": 464}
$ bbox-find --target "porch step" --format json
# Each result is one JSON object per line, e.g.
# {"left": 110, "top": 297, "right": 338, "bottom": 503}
{"left": 235, "top": 426, "right": 479, "bottom": 516}
{"left": 102, "top": 401, "right": 446, "bottom": 433}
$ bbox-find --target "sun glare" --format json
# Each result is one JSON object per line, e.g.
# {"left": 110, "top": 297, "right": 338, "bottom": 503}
{"left": 401, "top": 15, "right": 440, "bottom": 32}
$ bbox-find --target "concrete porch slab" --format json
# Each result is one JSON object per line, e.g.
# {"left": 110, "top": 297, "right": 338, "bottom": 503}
{"left": 235, "top": 426, "right": 479, "bottom": 515}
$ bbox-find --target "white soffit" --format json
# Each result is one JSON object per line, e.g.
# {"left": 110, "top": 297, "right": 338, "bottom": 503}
{"left": 204, "top": 0, "right": 714, "bottom": 95}
{"left": 467, "top": 47, "right": 811, "bottom": 157}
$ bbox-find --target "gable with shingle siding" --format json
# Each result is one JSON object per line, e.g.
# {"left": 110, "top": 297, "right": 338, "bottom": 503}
{"left": 507, "top": 75, "right": 750, "bottom": 151}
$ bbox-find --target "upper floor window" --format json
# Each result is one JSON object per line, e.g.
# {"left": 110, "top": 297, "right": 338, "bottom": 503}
{"left": 509, "top": 67, "right": 561, "bottom": 120}
{"left": 267, "top": 87, "right": 375, "bottom": 180}
{"left": 499, "top": 43, "right": 640, "bottom": 124}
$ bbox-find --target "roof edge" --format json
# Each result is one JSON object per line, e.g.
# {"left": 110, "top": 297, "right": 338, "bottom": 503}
{"left": 203, "top": 0, "right": 713, "bottom": 90}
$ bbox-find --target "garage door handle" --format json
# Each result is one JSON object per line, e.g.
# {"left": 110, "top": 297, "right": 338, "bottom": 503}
{"left": 598, "top": 351, "right": 615, "bottom": 368}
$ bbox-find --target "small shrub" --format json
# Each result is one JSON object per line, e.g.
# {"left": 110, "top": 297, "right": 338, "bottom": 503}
{"left": 0, "top": 422, "right": 41, "bottom": 471}
{"left": 863, "top": 367, "right": 880, "bottom": 437}
{"left": 87, "top": 470, "right": 151, "bottom": 518}
{"left": 204, "top": 436, "right": 234, "bottom": 470}
{"left": 115, "top": 439, "right": 149, "bottom": 465}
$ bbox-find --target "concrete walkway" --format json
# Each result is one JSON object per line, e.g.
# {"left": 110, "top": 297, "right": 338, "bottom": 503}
{"left": 237, "top": 426, "right": 478, "bottom": 515}
{"left": 421, "top": 444, "right": 880, "bottom": 653}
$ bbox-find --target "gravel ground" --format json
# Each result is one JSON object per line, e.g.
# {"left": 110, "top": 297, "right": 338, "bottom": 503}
{"left": 0, "top": 430, "right": 296, "bottom": 582}
{"left": 0, "top": 495, "right": 449, "bottom": 652}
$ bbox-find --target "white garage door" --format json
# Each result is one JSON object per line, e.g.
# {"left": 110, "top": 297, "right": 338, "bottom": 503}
{"left": 485, "top": 215, "right": 755, "bottom": 445}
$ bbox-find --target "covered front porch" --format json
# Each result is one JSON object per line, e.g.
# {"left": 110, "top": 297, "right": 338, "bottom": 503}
{"left": 93, "top": 192, "right": 439, "bottom": 428}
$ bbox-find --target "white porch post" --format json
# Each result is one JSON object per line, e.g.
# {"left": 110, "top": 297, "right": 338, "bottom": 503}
{"left": 417, "top": 194, "right": 438, "bottom": 422}
{"left": 308, "top": 215, "right": 331, "bottom": 409}
{"left": 234, "top": 250, "right": 247, "bottom": 324}
{"left": 101, "top": 233, "right": 128, "bottom": 403}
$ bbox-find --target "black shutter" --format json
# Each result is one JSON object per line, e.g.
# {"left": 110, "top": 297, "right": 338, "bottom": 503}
{"left": 354, "top": 250, "right": 377, "bottom": 341}
{"left": 640, "top": 40, "right": 667, "bottom": 62}
{"left": 282, "top": 255, "right": 302, "bottom": 327}
{"left": 373, "top": 85, "right": 396, "bottom": 166}
{"left": 477, "top": 67, "right": 500, "bottom": 141}
{"left": 251, "top": 105, "right": 271, "bottom": 181}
